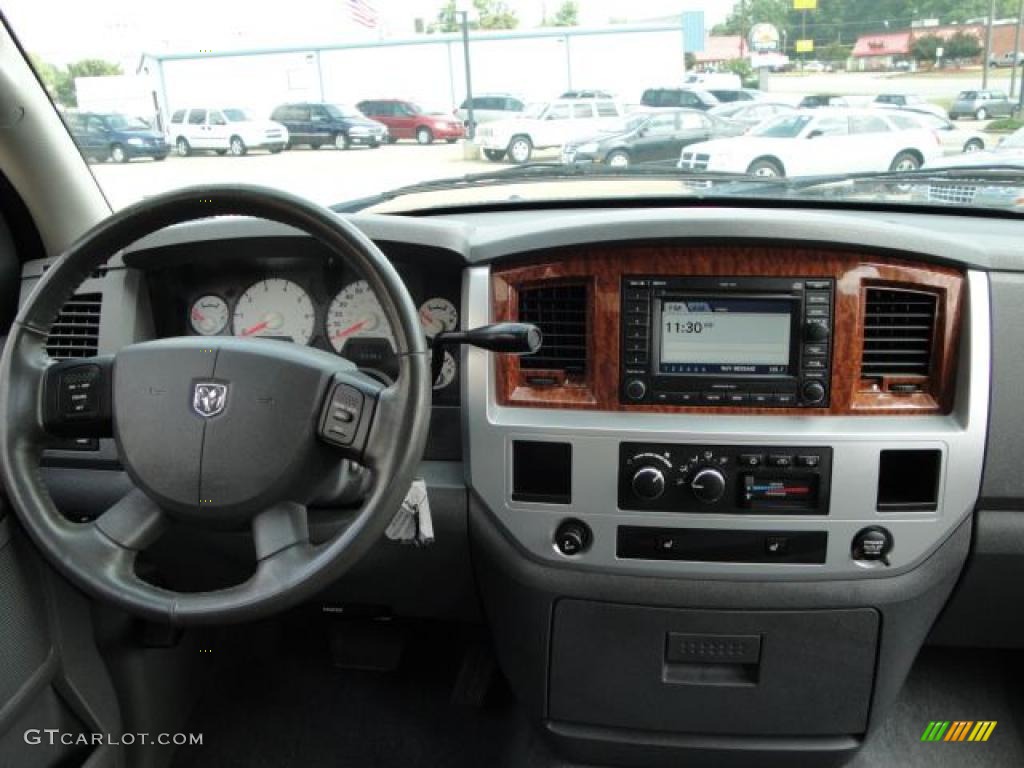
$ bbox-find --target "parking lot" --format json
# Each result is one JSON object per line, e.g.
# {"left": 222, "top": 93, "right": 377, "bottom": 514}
{"left": 92, "top": 142, "right": 510, "bottom": 209}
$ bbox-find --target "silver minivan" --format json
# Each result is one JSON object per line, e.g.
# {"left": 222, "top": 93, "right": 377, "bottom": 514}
{"left": 455, "top": 94, "right": 525, "bottom": 129}
{"left": 949, "top": 90, "right": 1015, "bottom": 121}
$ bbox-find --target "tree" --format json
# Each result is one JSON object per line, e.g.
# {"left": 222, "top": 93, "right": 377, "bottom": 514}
{"left": 819, "top": 41, "right": 851, "bottom": 65}
{"left": 685, "top": 51, "right": 697, "bottom": 70}
{"left": 712, "top": 0, "right": 789, "bottom": 38}
{"left": 911, "top": 34, "right": 942, "bottom": 63}
{"left": 944, "top": 30, "right": 982, "bottom": 61}
{"left": 722, "top": 58, "right": 756, "bottom": 87}
{"left": 429, "top": 0, "right": 518, "bottom": 33}
{"left": 549, "top": 1, "right": 579, "bottom": 27}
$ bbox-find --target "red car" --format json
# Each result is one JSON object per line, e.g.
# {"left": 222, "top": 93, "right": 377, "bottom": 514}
{"left": 356, "top": 99, "right": 465, "bottom": 144}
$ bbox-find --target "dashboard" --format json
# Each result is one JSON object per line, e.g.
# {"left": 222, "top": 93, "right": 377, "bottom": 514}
{"left": 18, "top": 204, "right": 1024, "bottom": 766}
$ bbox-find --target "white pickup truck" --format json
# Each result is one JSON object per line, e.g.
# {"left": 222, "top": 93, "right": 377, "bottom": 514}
{"left": 476, "top": 99, "right": 624, "bottom": 163}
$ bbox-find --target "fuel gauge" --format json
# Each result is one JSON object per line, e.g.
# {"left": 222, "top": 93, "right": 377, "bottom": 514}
{"left": 189, "top": 295, "right": 229, "bottom": 336}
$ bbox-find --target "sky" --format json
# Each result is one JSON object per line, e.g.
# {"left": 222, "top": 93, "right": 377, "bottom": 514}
{"left": 4, "top": 0, "right": 731, "bottom": 67}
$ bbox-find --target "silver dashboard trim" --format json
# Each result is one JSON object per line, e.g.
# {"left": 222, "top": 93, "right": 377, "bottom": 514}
{"left": 463, "top": 264, "right": 990, "bottom": 580}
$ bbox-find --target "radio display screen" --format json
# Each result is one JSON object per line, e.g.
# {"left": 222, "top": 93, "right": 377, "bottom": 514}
{"left": 657, "top": 297, "right": 794, "bottom": 375}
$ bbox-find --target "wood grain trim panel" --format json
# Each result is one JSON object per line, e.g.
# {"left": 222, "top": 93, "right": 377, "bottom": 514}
{"left": 492, "top": 245, "right": 963, "bottom": 415}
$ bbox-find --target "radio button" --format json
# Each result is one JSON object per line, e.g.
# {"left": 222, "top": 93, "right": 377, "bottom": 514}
{"left": 625, "top": 379, "right": 647, "bottom": 401}
{"left": 806, "top": 305, "right": 830, "bottom": 319}
{"left": 624, "top": 301, "right": 649, "bottom": 314}
{"left": 796, "top": 455, "right": 821, "bottom": 468}
{"left": 626, "top": 315, "right": 647, "bottom": 327}
{"left": 805, "top": 280, "right": 832, "bottom": 290}
{"left": 803, "top": 358, "right": 827, "bottom": 371}
{"left": 750, "top": 393, "right": 773, "bottom": 406}
{"left": 738, "top": 453, "right": 764, "bottom": 468}
{"left": 625, "top": 289, "right": 649, "bottom": 301}
{"left": 803, "top": 321, "right": 829, "bottom": 343}
{"left": 803, "top": 343, "right": 827, "bottom": 357}
{"left": 702, "top": 392, "right": 725, "bottom": 404}
{"left": 768, "top": 454, "right": 794, "bottom": 468}
{"left": 726, "top": 393, "right": 748, "bottom": 404}
{"left": 775, "top": 393, "right": 797, "bottom": 406}
{"left": 626, "top": 353, "right": 649, "bottom": 366}
{"left": 625, "top": 340, "right": 647, "bottom": 352}
{"left": 671, "top": 392, "right": 699, "bottom": 404}
{"left": 806, "top": 292, "right": 831, "bottom": 305}
{"left": 801, "top": 380, "right": 827, "bottom": 405}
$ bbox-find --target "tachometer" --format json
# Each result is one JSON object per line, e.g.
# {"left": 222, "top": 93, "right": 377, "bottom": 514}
{"left": 418, "top": 297, "right": 458, "bottom": 338}
{"left": 326, "top": 280, "right": 395, "bottom": 353}
{"left": 232, "top": 278, "right": 315, "bottom": 344}
{"left": 190, "top": 295, "right": 229, "bottom": 336}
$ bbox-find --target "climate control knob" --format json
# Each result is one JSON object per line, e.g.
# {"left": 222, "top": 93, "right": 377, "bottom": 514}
{"left": 690, "top": 468, "right": 727, "bottom": 504}
{"left": 631, "top": 466, "right": 666, "bottom": 500}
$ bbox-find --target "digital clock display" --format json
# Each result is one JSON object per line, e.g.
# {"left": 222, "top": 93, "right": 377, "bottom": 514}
{"left": 657, "top": 297, "right": 794, "bottom": 375}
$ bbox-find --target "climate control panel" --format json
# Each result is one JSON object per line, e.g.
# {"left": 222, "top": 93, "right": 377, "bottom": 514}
{"left": 618, "top": 443, "right": 833, "bottom": 515}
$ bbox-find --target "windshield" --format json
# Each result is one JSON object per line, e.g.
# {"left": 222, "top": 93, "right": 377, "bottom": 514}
{"left": 6, "top": 0, "right": 1024, "bottom": 214}
{"left": 750, "top": 115, "right": 812, "bottom": 138}
{"left": 104, "top": 114, "right": 150, "bottom": 130}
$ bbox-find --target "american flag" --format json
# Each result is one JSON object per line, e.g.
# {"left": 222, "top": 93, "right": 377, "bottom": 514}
{"left": 348, "top": 0, "right": 378, "bottom": 28}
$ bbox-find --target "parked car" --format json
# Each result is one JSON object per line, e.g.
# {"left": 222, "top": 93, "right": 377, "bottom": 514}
{"left": 476, "top": 98, "right": 624, "bottom": 163}
{"left": 709, "top": 101, "right": 797, "bottom": 130}
{"left": 989, "top": 51, "right": 1024, "bottom": 67}
{"left": 948, "top": 90, "right": 1014, "bottom": 121}
{"left": 66, "top": 112, "right": 168, "bottom": 163}
{"left": 560, "top": 89, "right": 614, "bottom": 99}
{"left": 561, "top": 108, "right": 745, "bottom": 167}
{"left": 270, "top": 103, "right": 387, "bottom": 149}
{"left": 708, "top": 88, "right": 759, "bottom": 104}
{"left": 886, "top": 110, "right": 987, "bottom": 155}
{"left": 798, "top": 94, "right": 849, "bottom": 108}
{"left": 168, "top": 108, "right": 287, "bottom": 156}
{"left": 917, "top": 127, "right": 1024, "bottom": 208}
{"left": 872, "top": 93, "right": 947, "bottom": 119}
{"left": 356, "top": 99, "right": 465, "bottom": 144}
{"left": 455, "top": 94, "right": 524, "bottom": 127}
{"left": 803, "top": 60, "right": 828, "bottom": 73}
{"left": 640, "top": 88, "right": 720, "bottom": 111}
{"left": 678, "top": 108, "right": 942, "bottom": 177}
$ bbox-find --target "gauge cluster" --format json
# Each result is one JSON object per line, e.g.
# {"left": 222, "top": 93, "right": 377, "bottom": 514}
{"left": 146, "top": 239, "right": 464, "bottom": 409}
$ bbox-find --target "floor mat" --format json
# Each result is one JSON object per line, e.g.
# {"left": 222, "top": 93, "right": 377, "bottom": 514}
{"left": 170, "top": 619, "right": 520, "bottom": 768}
{"left": 850, "top": 647, "right": 1024, "bottom": 768}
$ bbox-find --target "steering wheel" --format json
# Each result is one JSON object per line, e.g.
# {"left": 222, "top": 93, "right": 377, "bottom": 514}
{"left": 0, "top": 185, "right": 431, "bottom": 625}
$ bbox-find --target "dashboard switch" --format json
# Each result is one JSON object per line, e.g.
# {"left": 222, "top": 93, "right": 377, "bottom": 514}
{"left": 624, "top": 379, "right": 647, "bottom": 401}
{"left": 852, "top": 527, "right": 893, "bottom": 565}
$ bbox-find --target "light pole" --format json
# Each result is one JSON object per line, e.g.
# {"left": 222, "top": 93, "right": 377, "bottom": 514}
{"left": 456, "top": 7, "right": 475, "bottom": 140}
{"left": 983, "top": 0, "right": 996, "bottom": 89}
{"left": 1012, "top": 0, "right": 1024, "bottom": 99}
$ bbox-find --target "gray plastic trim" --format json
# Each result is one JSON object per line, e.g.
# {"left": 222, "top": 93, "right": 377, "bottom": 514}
{"left": 463, "top": 266, "right": 990, "bottom": 580}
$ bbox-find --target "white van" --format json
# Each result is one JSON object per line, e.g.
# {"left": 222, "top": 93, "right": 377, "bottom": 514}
{"left": 684, "top": 72, "right": 743, "bottom": 90}
{"left": 168, "top": 107, "right": 288, "bottom": 157}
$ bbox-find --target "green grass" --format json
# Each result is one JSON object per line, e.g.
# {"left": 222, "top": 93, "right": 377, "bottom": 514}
{"left": 987, "top": 117, "right": 1024, "bottom": 132}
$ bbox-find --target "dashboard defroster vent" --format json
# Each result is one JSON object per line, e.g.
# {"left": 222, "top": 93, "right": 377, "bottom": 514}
{"left": 518, "top": 283, "right": 588, "bottom": 375}
{"left": 861, "top": 288, "right": 937, "bottom": 378}
{"left": 46, "top": 293, "right": 102, "bottom": 359}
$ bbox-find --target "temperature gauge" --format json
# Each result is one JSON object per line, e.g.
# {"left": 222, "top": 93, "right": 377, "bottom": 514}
{"left": 189, "top": 295, "right": 229, "bottom": 336}
{"left": 418, "top": 297, "right": 458, "bottom": 338}
{"left": 433, "top": 350, "right": 457, "bottom": 390}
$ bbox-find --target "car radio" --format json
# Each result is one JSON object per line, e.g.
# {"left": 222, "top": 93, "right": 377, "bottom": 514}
{"left": 620, "top": 276, "right": 834, "bottom": 408}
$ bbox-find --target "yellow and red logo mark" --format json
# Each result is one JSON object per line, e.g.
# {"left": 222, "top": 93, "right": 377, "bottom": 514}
{"left": 921, "top": 721, "right": 997, "bottom": 742}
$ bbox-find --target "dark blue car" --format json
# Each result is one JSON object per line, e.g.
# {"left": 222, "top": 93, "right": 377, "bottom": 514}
{"left": 66, "top": 112, "right": 169, "bottom": 163}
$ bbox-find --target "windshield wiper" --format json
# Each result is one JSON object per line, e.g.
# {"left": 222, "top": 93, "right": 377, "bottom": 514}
{"left": 740, "top": 165, "right": 1024, "bottom": 197}
{"left": 334, "top": 163, "right": 768, "bottom": 212}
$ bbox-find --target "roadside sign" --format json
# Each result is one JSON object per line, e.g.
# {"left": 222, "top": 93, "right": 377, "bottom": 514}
{"left": 794, "top": 0, "right": 817, "bottom": 9}
{"left": 749, "top": 23, "right": 781, "bottom": 53}
{"left": 796, "top": 39, "right": 814, "bottom": 53}
{"left": 936, "top": 47, "right": 944, "bottom": 58}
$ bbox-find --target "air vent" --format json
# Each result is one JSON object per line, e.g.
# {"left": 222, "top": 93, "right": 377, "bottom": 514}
{"left": 46, "top": 293, "right": 102, "bottom": 359}
{"left": 861, "top": 288, "right": 937, "bottom": 378}
{"left": 41, "top": 264, "right": 108, "bottom": 279}
{"left": 518, "top": 283, "right": 588, "bottom": 375}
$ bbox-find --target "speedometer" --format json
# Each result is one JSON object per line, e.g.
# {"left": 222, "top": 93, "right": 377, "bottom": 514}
{"left": 325, "top": 280, "right": 395, "bottom": 353}
{"left": 232, "top": 278, "right": 315, "bottom": 345}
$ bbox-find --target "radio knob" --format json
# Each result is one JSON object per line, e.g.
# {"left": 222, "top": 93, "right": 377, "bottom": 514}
{"left": 631, "top": 466, "right": 666, "bottom": 500}
{"left": 690, "top": 468, "right": 727, "bottom": 504}
{"left": 802, "top": 380, "right": 827, "bottom": 405}
{"left": 625, "top": 379, "right": 647, "bottom": 401}
{"left": 803, "top": 321, "right": 829, "bottom": 343}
